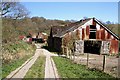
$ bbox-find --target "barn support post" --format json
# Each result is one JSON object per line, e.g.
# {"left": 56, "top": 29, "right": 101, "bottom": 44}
{"left": 87, "top": 53, "right": 89, "bottom": 67}
{"left": 102, "top": 55, "right": 106, "bottom": 71}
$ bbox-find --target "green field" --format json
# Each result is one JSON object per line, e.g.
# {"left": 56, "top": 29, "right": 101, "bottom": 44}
{"left": 53, "top": 56, "right": 114, "bottom": 79}
{"left": 24, "top": 56, "right": 45, "bottom": 78}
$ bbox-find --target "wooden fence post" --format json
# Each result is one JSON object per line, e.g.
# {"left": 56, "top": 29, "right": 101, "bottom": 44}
{"left": 87, "top": 53, "right": 89, "bottom": 67}
{"left": 102, "top": 55, "right": 106, "bottom": 71}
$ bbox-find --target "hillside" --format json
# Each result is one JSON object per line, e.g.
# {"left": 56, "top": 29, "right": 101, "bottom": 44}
{"left": 2, "top": 17, "right": 119, "bottom": 45}
{"left": 106, "top": 24, "right": 119, "bottom": 37}
{"left": 2, "top": 17, "right": 70, "bottom": 44}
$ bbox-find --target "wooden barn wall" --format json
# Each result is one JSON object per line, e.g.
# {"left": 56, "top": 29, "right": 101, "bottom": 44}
{"left": 110, "top": 39, "right": 119, "bottom": 54}
{"left": 93, "top": 21, "right": 118, "bottom": 54}
{"left": 86, "top": 26, "right": 90, "bottom": 39}
{"left": 77, "top": 19, "right": 118, "bottom": 54}
{"left": 76, "top": 29, "right": 80, "bottom": 40}
{"left": 96, "top": 30, "right": 100, "bottom": 39}
{"left": 51, "top": 18, "right": 119, "bottom": 54}
{"left": 82, "top": 28, "right": 85, "bottom": 40}
{"left": 48, "top": 36, "right": 54, "bottom": 48}
{"left": 101, "top": 28, "right": 105, "bottom": 40}
{"left": 92, "top": 19, "right": 96, "bottom": 26}
{"left": 53, "top": 37, "right": 62, "bottom": 52}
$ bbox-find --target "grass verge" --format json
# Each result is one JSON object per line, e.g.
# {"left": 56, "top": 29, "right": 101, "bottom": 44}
{"left": 2, "top": 41, "right": 36, "bottom": 79}
{"left": 24, "top": 56, "right": 45, "bottom": 78}
{"left": 53, "top": 56, "right": 114, "bottom": 78}
{"left": 2, "top": 55, "right": 32, "bottom": 79}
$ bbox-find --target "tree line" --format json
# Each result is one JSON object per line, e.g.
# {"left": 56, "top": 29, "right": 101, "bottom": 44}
{"left": 1, "top": 2, "right": 119, "bottom": 45}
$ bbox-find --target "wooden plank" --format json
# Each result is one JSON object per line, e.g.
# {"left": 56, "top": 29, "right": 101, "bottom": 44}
{"left": 101, "top": 29, "right": 105, "bottom": 40}
{"left": 82, "top": 28, "right": 85, "bottom": 40}
{"left": 76, "top": 29, "right": 80, "bottom": 39}
{"left": 86, "top": 26, "right": 90, "bottom": 36}
{"left": 96, "top": 30, "right": 99, "bottom": 39}
{"left": 110, "top": 39, "right": 119, "bottom": 54}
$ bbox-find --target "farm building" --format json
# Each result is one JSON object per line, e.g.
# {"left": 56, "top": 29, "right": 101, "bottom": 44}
{"left": 48, "top": 18, "right": 119, "bottom": 55}
{"left": 28, "top": 32, "right": 48, "bottom": 43}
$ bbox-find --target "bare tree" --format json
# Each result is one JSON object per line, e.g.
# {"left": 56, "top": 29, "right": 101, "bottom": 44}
{"left": 1, "top": 2, "right": 29, "bottom": 19}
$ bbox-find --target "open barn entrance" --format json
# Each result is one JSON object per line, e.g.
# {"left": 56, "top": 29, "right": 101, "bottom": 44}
{"left": 84, "top": 40, "right": 102, "bottom": 55}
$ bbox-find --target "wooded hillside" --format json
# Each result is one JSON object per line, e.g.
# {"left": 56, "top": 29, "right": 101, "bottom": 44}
{"left": 2, "top": 17, "right": 70, "bottom": 44}
{"left": 2, "top": 17, "right": 119, "bottom": 44}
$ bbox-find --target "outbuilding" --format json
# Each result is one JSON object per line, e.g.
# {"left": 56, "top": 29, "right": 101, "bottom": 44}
{"left": 48, "top": 18, "right": 119, "bottom": 55}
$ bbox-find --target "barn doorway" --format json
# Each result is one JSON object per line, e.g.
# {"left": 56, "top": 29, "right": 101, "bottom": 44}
{"left": 84, "top": 40, "right": 102, "bottom": 55}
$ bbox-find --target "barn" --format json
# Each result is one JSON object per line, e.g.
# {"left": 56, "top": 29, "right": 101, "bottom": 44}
{"left": 48, "top": 18, "right": 119, "bottom": 55}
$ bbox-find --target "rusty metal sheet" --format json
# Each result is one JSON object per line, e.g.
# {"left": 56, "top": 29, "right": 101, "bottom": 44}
{"left": 101, "top": 41, "right": 110, "bottom": 54}
{"left": 75, "top": 40, "right": 84, "bottom": 55}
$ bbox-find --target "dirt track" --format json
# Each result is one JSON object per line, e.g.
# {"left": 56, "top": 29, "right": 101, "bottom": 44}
{"left": 6, "top": 49, "right": 41, "bottom": 79}
{"left": 5, "top": 44, "right": 59, "bottom": 79}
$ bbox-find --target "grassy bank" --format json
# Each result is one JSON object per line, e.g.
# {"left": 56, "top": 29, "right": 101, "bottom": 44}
{"left": 24, "top": 56, "right": 45, "bottom": 78}
{"left": 53, "top": 57, "right": 114, "bottom": 78}
{"left": 2, "top": 41, "right": 36, "bottom": 79}
{"left": 2, "top": 55, "right": 32, "bottom": 79}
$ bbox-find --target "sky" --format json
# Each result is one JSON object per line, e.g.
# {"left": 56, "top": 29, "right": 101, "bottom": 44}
{"left": 21, "top": 2, "right": 118, "bottom": 23}
{"left": 20, "top": 0, "right": 119, "bottom": 2}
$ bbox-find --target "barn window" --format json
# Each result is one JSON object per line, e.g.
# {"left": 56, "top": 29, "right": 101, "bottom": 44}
{"left": 89, "top": 25, "right": 96, "bottom": 39}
